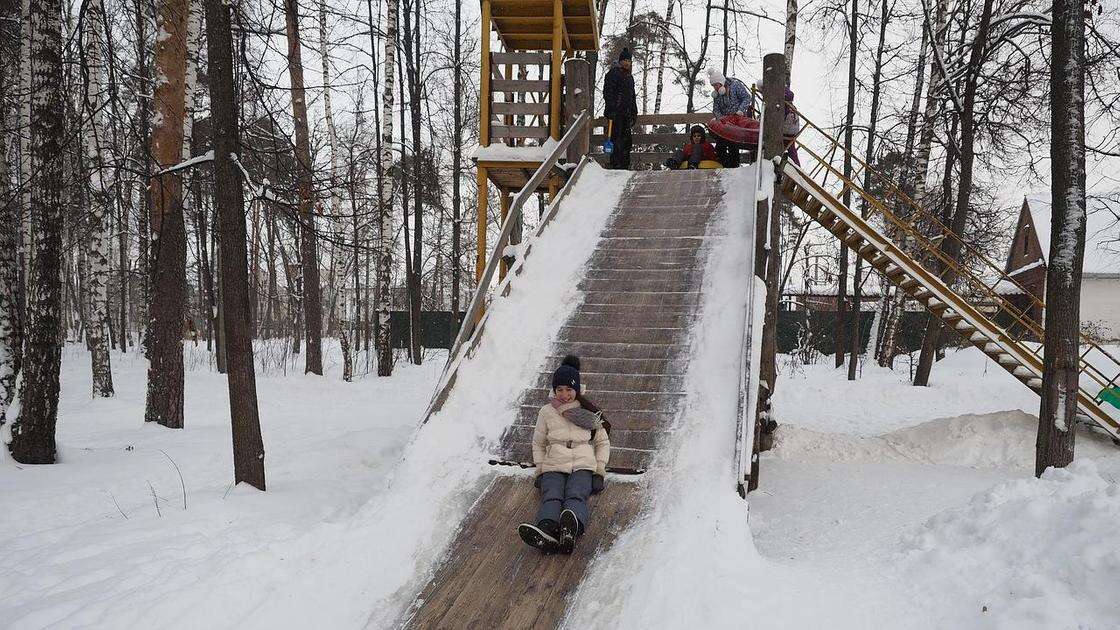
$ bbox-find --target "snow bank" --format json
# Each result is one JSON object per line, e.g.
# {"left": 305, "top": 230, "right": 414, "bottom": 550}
{"left": 771, "top": 409, "right": 1118, "bottom": 470}
{"left": 899, "top": 460, "right": 1120, "bottom": 629}
{"left": 352, "top": 164, "right": 630, "bottom": 627}
{"left": 774, "top": 347, "right": 1042, "bottom": 436}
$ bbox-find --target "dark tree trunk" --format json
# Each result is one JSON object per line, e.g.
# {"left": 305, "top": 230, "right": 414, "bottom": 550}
{"left": 283, "top": 0, "right": 323, "bottom": 375}
{"left": 450, "top": 0, "right": 462, "bottom": 321}
{"left": 8, "top": 0, "right": 64, "bottom": 463}
{"left": 1036, "top": 0, "right": 1086, "bottom": 476}
{"left": 836, "top": 0, "right": 858, "bottom": 369}
{"left": 205, "top": 0, "right": 266, "bottom": 490}
{"left": 847, "top": 0, "right": 889, "bottom": 380}
{"left": 401, "top": 0, "right": 423, "bottom": 365}
{"left": 145, "top": 0, "right": 189, "bottom": 429}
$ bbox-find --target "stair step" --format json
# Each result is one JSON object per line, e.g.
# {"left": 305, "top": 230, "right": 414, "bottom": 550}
{"left": 521, "top": 388, "right": 686, "bottom": 413}
{"left": 534, "top": 371, "right": 687, "bottom": 393}
{"left": 517, "top": 405, "right": 676, "bottom": 431}
{"left": 998, "top": 354, "right": 1018, "bottom": 366}
{"left": 541, "top": 355, "right": 688, "bottom": 377}
{"left": 970, "top": 331, "right": 987, "bottom": 343}
{"left": 1028, "top": 378, "right": 1043, "bottom": 389}
{"left": 984, "top": 342, "right": 1002, "bottom": 353}
{"left": 558, "top": 326, "right": 683, "bottom": 346}
{"left": 1013, "top": 366, "right": 1033, "bottom": 378}
{"left": 549, "top": 341, "right": 683, "bottom": 360}
{"left": 954, "top": 319, "right": 974, "bottom": 331}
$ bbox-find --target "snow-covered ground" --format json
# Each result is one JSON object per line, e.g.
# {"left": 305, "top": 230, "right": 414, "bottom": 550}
{"left": 0, "top": 341, "right": 443, "bottom": 629}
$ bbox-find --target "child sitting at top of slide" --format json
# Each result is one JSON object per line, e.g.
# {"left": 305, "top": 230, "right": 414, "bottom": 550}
{"left": 664, "top": 125, "right": 719, "bottom": 169}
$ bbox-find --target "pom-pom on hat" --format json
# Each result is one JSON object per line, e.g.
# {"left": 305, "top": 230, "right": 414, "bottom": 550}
{"left": 619, "top": 47, "right": 632, "bottom": 62}
{"left": 552, "top": 354, "right": 581, "bottom": 393}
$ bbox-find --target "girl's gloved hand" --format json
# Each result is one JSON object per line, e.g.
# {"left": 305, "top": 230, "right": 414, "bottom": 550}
{"left": 592, "top": 474, "right": 606, "bottom": 494}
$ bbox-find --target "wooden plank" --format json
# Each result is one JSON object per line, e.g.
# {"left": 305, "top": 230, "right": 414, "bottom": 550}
{"left": 593, "top": 112, "right": 714, "bottom": 128}
{"left": 491, "top": 101, "right": 550, "bottom": 117}
{"left": 491, "top": 124, "right": 551, "bottom": 140}
{"left": 401, "top": 476, "right": 642, "bottom": 629}
{"left": 492, "top": 79, "right": 550, "bottom": 92}
{"left": 492, "top": 51, "right": 551, "bottom": 65}
{"left": 591, "top": 132, "right": 689, "bottom": 146}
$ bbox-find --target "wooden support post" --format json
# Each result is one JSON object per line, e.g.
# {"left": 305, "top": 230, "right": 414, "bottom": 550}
{"left": 480, "top": 0, "right": 492, "bottom": 147}
{"left": 498, "top": 188, "right": 511, "bottom": 281}
{"left": 550, "top": 0, "right": 563, "bottom": 140}
{"left": 749, "top": 52, "right": 789, "bottom": 494}
{"left": 548, "top": 176, "right": 558, "bottom": 202}
{"left": 563, "top": 58, "right": 590, "bottom": 162}
{"left": 476, "top": 167, "right": 488, "bottom": 283}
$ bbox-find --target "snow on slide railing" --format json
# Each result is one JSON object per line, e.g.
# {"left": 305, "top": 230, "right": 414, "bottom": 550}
{"left": 735, "top": 100, "right": 767, "bottom": 497}
{"left": 419, "top": 110, "right": 591, "bottom": 424}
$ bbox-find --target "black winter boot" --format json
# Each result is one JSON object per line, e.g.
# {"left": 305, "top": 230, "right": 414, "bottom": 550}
{"left": 558, "top": 509, "right": 580, "bottom": 554}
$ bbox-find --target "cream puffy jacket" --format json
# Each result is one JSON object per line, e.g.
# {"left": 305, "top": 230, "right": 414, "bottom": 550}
{"left": 532, "top": 400, "right": 611, "bottom": 477}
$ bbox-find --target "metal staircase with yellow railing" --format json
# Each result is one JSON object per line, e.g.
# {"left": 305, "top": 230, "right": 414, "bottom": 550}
{"left": 779, "top": 106, "right": 1120, "bottom": 441}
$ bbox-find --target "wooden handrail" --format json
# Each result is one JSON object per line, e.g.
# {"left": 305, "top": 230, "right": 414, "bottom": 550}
{"left": 418, "top": 110, "right": 591, "bottom": 425}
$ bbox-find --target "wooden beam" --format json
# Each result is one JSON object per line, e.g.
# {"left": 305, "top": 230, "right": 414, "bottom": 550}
{"left": 499, "top": 188, "right": 512, "bottom": 281}
{"left": 491, "top": 79, "right": 550, "bottom": 92}
{"left": 480, "top": 0, "right": 492, "bottom": 147}
{"left": 491, "top": 124, "right": 551, "bottom": 140}
{"left": 492, "top": 51, "right": 551, "bottom": 65}
{"left": 551, "top": 0, "right": 563, "bottom": 140}
{"left": 477, "top": 166, "right": 490, "bottom": 282}
{"left": 491, "top": 101, "right": 550, "bottom": 116}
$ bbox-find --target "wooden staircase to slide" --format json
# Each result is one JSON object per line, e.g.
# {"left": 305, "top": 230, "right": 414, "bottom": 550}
{"left": 782, "top": 109, "right": 1120, "bottom": 441}
{"left": 399, "top": 168, "right": 725, "bottom": 628}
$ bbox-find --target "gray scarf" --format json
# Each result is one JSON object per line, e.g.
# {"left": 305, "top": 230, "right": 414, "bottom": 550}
{"left": 550, "top": 398, "right": 602, "bottom": 431}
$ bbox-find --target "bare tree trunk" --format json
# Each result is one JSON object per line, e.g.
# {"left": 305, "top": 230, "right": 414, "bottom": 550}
{"left": 81, "top": 0, "right": 115, "bottom": 397}
{"left": 450, "top": 0, "right": 462, "bottom": 320}
{"left": 1036, "top": 0, "right": 1085, "bottom": 476}
{"left": 784, "top": 0, "right": 797, "bottom": 83}
{"left": 836, "top": 0, "right": 857, "bottom": 369}
{"left": 685, "top": 0, "right": 715, "bottom": 112}
{"left": 134, "top": 0, "right": 151, "bottom": 354}
{"left": 0, "top": 20, "right": 22, "bottom": 425}
{"left": 320, "top": 0, "right": 351, "bottom": 381}
{"left": 913, "top": 0, "right": 993, "bottom": 386}
{"left": 204, "top": 0, "right": 266, "bottom": 490}
{"left": 145, "top": 0, "right": 189, "bottom": 428}
{"left": 8, "top": 0, "right": 64, "bottom": 463}
{"left": 401, "top": 0, "right": 423, "bottom": 365}
{"left": 376, "top": 0, "right": 397, "bottom": 376}
{"left": 847, "top": 0, "right": 888, "bottom": 381}
{"left": 652, "top": 0, "right": 672, "bottom": 114}
{"left": 878, "top": 2, "right": 938, "bottom": 368}
{"left": 283, "top": 0, "right": 323, "bottom": 375}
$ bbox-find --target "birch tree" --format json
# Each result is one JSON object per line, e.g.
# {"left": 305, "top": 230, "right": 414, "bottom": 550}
{"left": 320, "top": 0, "right": 352, "bottom": 381}
{"left": 145, "top": 0, "right": 189, "bottom": 428}
{"left": 7, "top": 0, "right": 65, "bottom": 463}
{"left": 836, "top": 0, "right": 857, "bottom": 369}
{"left": 376, "top": 0, "right": 397, "bottom": 377}
{"left": 0, "top": 0, "right": 22, "bottom": 427}
{"left": 283, "top": 0, "right": 323, "bottom": 376}
{"left": 1036, "top": 0, "right": 1087, "bottom": 475}
{"left": 80, "top": 0, "right": 114, "bottom": 397}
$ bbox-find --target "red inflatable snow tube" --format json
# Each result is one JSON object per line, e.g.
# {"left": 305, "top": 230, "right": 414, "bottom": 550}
{"left": 708, "top": 114, "right": 760, "bottom": 146}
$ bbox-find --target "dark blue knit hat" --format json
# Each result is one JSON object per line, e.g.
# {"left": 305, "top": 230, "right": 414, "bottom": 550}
{"left": 552, "top": 355, "right": 581, "bottom": 393}
{"left": 619, "top": 47, "right": 632, "bottom": 62}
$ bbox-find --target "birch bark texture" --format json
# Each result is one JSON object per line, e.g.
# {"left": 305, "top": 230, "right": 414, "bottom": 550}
{"left": 283, "top": 0, "right": 324, "bottom": 376}
{"left": 203, "top": 0, "right": 266, "bottom": 490}
{"left": 145, "top": 0, "right": 189, "bottom": 428}
{"left": 0, "top": 2, "right": 23, "bottom": 426}
{"left": 376, "top": 0, "right": 397, "bottom": 377}
{"left": 8, "top": 0, "right": 65, "bottom": 463}
{"left": 81, "top": 0, "right": 115, "bottom": 397}
{"left": 1036, "top": 0, "right": 1086, "bottom": 476}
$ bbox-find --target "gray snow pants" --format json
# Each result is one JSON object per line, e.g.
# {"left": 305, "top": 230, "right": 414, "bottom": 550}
{"left": 536, "top": 470, "right": 592, "bottom": 530}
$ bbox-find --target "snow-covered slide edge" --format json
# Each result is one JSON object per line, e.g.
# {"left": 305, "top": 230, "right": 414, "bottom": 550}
{"left": 351, "top": 164, "right": 632, "bottom": 629}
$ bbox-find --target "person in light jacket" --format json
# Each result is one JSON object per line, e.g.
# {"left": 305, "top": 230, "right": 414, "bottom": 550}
{"left": 707, "top": 67, "right": 752, "bottom": 167}
{"left": 518, "top": 355, "right": 610, "bottom": 554}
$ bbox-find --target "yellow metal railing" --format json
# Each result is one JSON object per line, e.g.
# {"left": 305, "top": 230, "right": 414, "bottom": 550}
{"left": 783, "top": 102, "right": 1120, "bottom": 409}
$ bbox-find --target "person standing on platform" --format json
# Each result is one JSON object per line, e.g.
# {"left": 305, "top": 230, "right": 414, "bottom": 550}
{"left": 707, "top": 67, "right": 751, "bottom": 167}
{"left": 603, "top": 48, "right": 638, "bottom": 170}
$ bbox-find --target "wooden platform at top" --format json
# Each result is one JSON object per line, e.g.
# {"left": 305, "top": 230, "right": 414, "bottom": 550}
{"left": 398, "top": 169, "right": 726, "bottom": 629}
{"left": 478, "top": 158, "right": 572, "bottom": 193}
